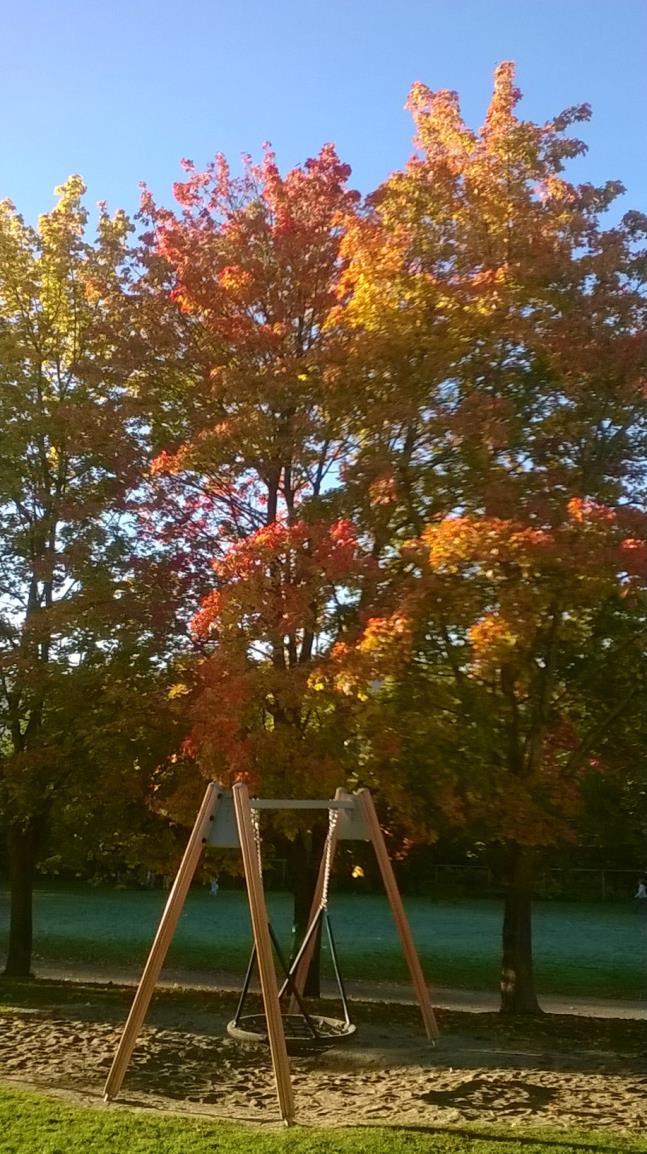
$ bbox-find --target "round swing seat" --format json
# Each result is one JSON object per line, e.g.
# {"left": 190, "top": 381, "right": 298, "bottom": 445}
{"left": 226, "top": 1013, "right": 356, "bottom": 1054}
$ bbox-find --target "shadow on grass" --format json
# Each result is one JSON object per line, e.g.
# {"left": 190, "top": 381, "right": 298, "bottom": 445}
{"left": 61, "top": 1089, "right": 647, "bottom": 1154}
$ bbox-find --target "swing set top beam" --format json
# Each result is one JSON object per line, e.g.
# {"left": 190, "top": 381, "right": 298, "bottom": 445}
{"left": 247, "top": 797, "right": 354, "bottom": 811}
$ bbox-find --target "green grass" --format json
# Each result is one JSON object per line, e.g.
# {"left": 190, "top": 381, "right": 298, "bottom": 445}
{"left": 1, "top": 884, "right": 645, "bottom": 1001}
{"left": 0, "top": 1086, "right": 645, "bottom": 1154}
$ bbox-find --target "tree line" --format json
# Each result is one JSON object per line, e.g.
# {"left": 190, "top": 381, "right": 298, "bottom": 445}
{"left": 1, "top": 64, "right": 646, "bottom": 1012}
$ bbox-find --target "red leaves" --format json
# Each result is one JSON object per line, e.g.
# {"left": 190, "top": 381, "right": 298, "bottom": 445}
{"left": 618, "top": 538, "right": 647, "bottom": 578}
{"left": 191, "top": 518, "right": 366, "bottom": 641}
{"left": 137, "top": 143, "right": 368, "bottom": 797}
{"left": 146, "top": 142, "right": 359, "bottom": 355}
{"left": 567, "top": 497, "right": 616, "bottom": 525}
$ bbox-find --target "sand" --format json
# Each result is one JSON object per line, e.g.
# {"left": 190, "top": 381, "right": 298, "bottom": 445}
{"left": 0, "top": 989, "right": 645, "bottom": 1133}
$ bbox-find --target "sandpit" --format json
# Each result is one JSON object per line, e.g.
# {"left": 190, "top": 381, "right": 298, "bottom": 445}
{"left": 0, "top": 989, "right": 644, "bottom": 1133}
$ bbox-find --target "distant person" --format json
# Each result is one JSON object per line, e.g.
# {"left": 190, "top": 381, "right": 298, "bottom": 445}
{"left": 635, "top": 876, "right": 647, "bottom": 911}
{"left": 210, "top": 877, "right": 219, "bottom": 897}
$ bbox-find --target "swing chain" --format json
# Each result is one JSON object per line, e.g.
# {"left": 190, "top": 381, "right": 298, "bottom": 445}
{"left": 251, "top": 805, "right": 263, "bottom": 882}
{"left": 321, "top": 806, "right": 339, "bottom": 910}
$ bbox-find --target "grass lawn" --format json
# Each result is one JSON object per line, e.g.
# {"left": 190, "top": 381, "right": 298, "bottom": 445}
{"left": 1, "top": 1086, "right": 645, "bottom": 1154}
{"left": 0, "top": 884, "right": 643, "bottom": 1001}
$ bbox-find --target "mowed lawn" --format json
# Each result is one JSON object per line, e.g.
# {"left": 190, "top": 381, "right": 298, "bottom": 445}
{"left": 2, "top": 1086, "right": 646, "bottom": 1154}
{"left": 1, "top": 884, "right": 643, "bottom": 1000}
{"left": 2, "top": 1084, "right": 641, "bottom": 1154}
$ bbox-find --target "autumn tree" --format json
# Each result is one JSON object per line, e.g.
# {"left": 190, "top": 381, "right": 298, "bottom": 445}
{"left": 140, "top": 147, "right": 368, "bottom": 960}
{"left": 330, "top": 504, "right": 647, "bottom": 1010}
{"left": 0, "top": 178, "right": 171, "bottom": 976}
{"left": 327, "top": 64, "right": 647, "bottom": 1012}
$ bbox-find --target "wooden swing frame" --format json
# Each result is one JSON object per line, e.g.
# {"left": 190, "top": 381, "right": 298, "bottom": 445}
{"left": 103, "top": 782, "right": 438, "bottom": 1125}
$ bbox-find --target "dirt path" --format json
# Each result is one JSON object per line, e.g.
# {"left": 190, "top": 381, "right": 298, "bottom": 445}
{"left": 34, "top": 959, "right": 646, "bottom": 1020}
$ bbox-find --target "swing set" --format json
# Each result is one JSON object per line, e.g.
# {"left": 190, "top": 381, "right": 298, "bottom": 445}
{"left": 103, "top": 781, "right": 438, "bottom": 1125}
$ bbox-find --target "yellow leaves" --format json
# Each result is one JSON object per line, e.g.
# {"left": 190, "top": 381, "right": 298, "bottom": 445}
{"left": 313, "top": 612, "right": 416, "bottom": 704}
{"left": 83, "top": 278, "right": 102, "bottom": 305}
{"left": 423, "top": 516, "right": 556, "bottom": 580}
{"left": 368, "top": 472, "right": 397, "bottom": 506}
{"left": 360, "top": 613, "right": 412, "bottom": 656}
{"left": 38, "top": 176, "right": 88, "bottom": 256}
{"left": 0, "top": 175, "right": 134, "bottom": 390}
{"left": 168, "top": 682, "right": 190, "bottom": 699}
{"left": 482, "top": 61, "right": 522, "bottom": 137}
{"left": 52, "top": 174, "right": 87, "bottom": 208}
{"left": 218, "top": 265, "right": 253, "bottom": 294}
{"left": 406, "top": 81, "right": 476, "bottom": 164}
{"left": 423, "top": 517, "right": 480, "bottom": 573}
{"left": 468, "top": 612, "right": 519, "bottom": 677}
{"left": 567, "top": 497, "right": 616, "bottom": 526}
{"left": 336, "top": 64, "right": 575, "bottom": 372}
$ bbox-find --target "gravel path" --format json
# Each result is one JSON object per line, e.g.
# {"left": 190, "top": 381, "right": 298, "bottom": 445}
{"left": 34, "top": 959, "right": 646, "bottom": 1020}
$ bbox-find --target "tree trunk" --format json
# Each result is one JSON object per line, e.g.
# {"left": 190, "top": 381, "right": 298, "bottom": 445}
{"left": 500, "top": 844, "right": 541, "bottom": 1014}
{"left": 287, "top": 828, "right": 324, "bottom": 997}
{"left": 3, "top": 820, "right": 38, "bottom": 978}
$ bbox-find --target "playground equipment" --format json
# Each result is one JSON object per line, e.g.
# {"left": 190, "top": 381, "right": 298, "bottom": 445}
{"left": 103, "top": 782, "right": 438, "bottom": 1125}
{"left": 226, "top": 792, "right": 356, "bottom": 1050}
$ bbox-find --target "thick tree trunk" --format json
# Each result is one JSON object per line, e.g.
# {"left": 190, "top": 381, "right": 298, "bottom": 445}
{"left": 3, "top": 821, "right": 38, "bottom": 978}
{"left": 287, "top": 829, "right": 324, "bottom": 997}
{"left": 500, "top": 844, "right": 541, "bottom": 1015}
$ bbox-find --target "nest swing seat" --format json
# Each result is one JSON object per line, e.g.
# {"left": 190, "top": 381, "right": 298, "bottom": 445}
{"left": 227, "top": 810, "right": 356, "bottom": 1053}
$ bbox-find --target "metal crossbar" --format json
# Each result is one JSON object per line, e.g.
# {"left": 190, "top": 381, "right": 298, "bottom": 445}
{"left": 250, "top": 798, "right": 355, "bottom": 811}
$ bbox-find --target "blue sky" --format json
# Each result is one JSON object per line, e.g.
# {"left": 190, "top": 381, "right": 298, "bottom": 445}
{"left": 1, "top": 0, "right": 645, "bottom": 223}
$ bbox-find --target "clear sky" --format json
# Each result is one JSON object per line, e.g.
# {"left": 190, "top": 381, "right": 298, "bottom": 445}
{"left": 1, "top": 0, "right": 645, "bottom": 223}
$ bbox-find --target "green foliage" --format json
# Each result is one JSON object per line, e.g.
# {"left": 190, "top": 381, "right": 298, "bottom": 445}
{"left": 0, "top": 180, "right": 184, "bottom": 971}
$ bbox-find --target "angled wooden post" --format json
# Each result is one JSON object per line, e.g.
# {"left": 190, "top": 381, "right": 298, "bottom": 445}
{"left": 103, "top": 782, "right": 220, "bottom": 1101}
{"left": 232, "top": 782, "right": 295, "bottom": 1126}
{"left": 357, "top": 788, "right": 439, "bottom": 1040}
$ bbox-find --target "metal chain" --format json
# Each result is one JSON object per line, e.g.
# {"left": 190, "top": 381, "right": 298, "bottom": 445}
{"left": 321, "top": 808, "right": 339, "bottom": 909}
{"left": 250, "top": 805, "right": 263, "bottom": 882}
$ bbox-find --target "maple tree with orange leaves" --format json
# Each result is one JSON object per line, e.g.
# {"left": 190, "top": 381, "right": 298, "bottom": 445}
{"left": 321, "top": 63, "right": 647, "bottom": 1012}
